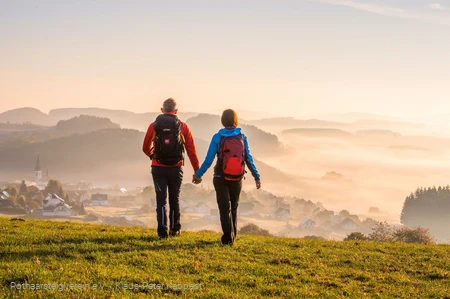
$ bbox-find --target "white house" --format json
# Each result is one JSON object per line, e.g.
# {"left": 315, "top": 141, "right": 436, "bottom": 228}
{"left": 42, "top": 194, "right": 73, "bottom": 217}
{"left": 43, "top": 204, "right": 72, "bottom": 217}
{"left": 43, "top": 194, "right": 64, "bottom": 206}
{"left": 340, "top": 218, "right": 358, "bottom": 230}
{"left": 300, "top": 218, "right": 316, "bottom": 229}
{"left": 88, "top": 193, "right": 109, "bottom": 206}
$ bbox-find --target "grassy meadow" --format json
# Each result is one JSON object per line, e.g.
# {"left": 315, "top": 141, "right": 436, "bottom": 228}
{"left": 0, "top": 217, "right": 449, "bottom": 298}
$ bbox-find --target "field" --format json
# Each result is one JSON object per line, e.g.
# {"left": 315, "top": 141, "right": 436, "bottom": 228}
{"left": 0, "top": 217, "right": 449, "bottom": 298}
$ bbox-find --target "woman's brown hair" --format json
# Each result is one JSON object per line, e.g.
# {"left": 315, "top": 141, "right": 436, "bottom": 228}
{"left": 221, "top": 109, "right": 238, "bottom": 128}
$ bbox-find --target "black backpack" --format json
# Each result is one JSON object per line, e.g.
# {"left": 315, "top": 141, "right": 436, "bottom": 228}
{"left": 153, "top": 114, "right": 184, "bottom": 165}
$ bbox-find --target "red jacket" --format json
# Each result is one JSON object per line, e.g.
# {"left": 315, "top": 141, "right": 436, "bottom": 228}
{"left": 142, "top": 112, "right": 200, "bottom": 171}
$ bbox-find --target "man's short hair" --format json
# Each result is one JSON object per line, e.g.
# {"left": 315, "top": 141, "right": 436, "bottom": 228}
{"left": 163, "top": 98, "right": 177, "bottom": 112}
{"left": 221, "top": 109, "right": 238, "bottom": 127}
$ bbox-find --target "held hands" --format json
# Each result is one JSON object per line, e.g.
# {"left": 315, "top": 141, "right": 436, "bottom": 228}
{"left": 192, "top": 174, "right": 202, "bottom": 184}
{"left": 256, "top": 181, "right": 261, "bottom": 189}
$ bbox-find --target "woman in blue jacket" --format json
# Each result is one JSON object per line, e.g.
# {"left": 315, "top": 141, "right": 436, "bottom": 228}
{"left": 193, "top": 109, "right": 261, "bottom": 245}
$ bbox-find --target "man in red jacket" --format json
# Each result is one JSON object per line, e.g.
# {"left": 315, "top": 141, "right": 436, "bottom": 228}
{"left": 142, "top": 98, "right": 200, "bottom": 239}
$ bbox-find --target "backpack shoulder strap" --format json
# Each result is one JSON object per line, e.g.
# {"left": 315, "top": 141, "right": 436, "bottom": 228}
{"left": 218, "top": 136, "right": 226, "bottom": 160}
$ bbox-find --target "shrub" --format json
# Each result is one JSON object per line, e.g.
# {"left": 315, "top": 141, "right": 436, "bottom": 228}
{"left": 238, "top": 223, "right": 273, "bottom": 237}
{"left": 393, "top": 227, "right": 435, "bottom": 244}
{"left": 344, "top": 232, "right": 368, "bottom": 241}
{"left": 368, "top": 221, "right": 394, "bottom": 242}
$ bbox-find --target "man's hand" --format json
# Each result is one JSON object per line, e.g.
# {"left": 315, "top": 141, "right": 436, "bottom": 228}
{"left": 256, "top": 181, "right": 261, "bottom": 189}
{"left": 192, "top": 174, "right": 202, "bottom": 184}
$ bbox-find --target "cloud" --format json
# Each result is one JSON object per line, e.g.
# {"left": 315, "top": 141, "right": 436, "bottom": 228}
{"left": 311, "top": 0, "right": 450, "bottom": 26}
{"left": 429, "top": 3, "right": 446, "bottom": 10}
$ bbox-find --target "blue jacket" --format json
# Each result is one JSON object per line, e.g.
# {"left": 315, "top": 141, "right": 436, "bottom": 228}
{"left": 195, "top": 127, "right": 261, "bottom": 182}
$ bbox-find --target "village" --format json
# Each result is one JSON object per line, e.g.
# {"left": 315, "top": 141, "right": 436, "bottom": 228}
{"left": 0, "top": 155, "right": 384, "bottom": 240}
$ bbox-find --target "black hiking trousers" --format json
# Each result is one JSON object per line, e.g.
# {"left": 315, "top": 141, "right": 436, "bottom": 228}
{"left": 151, "top": 166, "right": 183, "bottom": 236}
{"left": 213, "top": 176, "right": 243, "bottom": 245}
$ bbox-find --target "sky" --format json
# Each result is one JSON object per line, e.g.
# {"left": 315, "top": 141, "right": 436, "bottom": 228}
{"left": 1, "top": 0, "right": 450, "bottom": 118}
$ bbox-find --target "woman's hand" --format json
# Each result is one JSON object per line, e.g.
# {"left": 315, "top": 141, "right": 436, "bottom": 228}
{"left": 192, "top": 174, "right": 202, "bottom": 184}
{"left": 255, "top": 181, "right": 261, "bottom": 189}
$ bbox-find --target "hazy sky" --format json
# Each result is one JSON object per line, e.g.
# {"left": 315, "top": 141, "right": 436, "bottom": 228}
{"left": 1, "top": 0, "right": 449, "bottom": 118}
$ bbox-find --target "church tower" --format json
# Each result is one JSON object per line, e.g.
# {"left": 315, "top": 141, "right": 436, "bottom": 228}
{"left": 35, "top": 154, "right": 42, "bottom": 186}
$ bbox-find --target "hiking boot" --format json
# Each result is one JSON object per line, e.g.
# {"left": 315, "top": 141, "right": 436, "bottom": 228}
{"left": 169, "top": 230, "right": 181, "bottom": 237}
{"left": 158, "top": 231, "right": 168, "bottom": 240}
{"left": 221, "top": 235, "right": 234, "bottom": 246}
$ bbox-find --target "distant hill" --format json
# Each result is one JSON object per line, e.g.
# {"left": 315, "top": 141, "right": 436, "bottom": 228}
{"left": 0, "top": 108, "right": 57, "bottom": 126}
{"left": 0, "top": 115, "right": 122, "bottom": 148}
{"left": 186, "top": 114, "right": 287, "bottom": 156}
{"left": 55, "top": 115, "right": 120, "bottom": 136}
{"left": 322, "top": 171, "right": 349, "bottom": 181}
{"left": 0, "top": 123, "right": 46, "bottom": 131}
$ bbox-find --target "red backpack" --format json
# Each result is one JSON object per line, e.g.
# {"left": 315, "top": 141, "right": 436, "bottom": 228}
{"left": 219, "top": 134, "right": 246, "bottom": 181}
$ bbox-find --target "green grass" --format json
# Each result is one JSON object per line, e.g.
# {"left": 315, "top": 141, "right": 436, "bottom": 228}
{"left": 0, "top": 217, "right": 449, "bottom": 298}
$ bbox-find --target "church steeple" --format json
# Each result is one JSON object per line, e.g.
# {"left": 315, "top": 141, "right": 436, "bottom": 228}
{"left": 35, "top": 154, "right": 42, "bottom": 186}
{"left": 35, "top": 154, "right": 41, "bottom": 172}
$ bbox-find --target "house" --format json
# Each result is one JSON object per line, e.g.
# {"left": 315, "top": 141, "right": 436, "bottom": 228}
{"left": 194, "top": 202, "right": 209, "bottom": 213}
{"left": 42, "top": 194, "right": 73, "bottom": 217}
{"left": 79, "top": 193, "right": 90, "bottom": 203}
{"left": 300, "top": 218, "right": 316, "bottom": 229}
{"left": 272, "top": 207, "right": 290, "bottom": 219}
{"left": 89, "top": 193, "right": 109, "bottom": 206}
{"left": 340, "top": 218, "right": 359, "bottom": 230}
